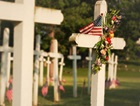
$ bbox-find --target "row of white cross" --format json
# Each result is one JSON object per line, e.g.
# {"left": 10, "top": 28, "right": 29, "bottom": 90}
{"left": 0, "top": 29, "right": 65, "bottom": 105}
{"left": 0, "top": 28, "right": 119, "bottom": 105}
{"left": 0, "top": 0, "right": 64, "bottom": 105}
{"left": 68, "top": 45, "right": 119, "bottom": 96}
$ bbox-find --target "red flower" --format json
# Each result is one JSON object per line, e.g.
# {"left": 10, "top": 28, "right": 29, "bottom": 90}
{"left": 106, "top": 37, "right": 112, "bottom": 44}
{"left": 106, "top": 56, "right": 109, "bottom": 60}
{"left": 112, "top": 16, "right": 117, "bottom": 21}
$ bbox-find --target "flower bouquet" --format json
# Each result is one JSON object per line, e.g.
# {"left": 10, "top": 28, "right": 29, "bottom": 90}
{"left": 92, "top": 9, "right": 122, "bottom": 74}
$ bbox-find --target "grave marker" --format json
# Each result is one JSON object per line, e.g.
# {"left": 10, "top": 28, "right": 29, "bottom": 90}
{"left": 69, "top": 0, "right": 125, "bottom": 105}
{"left": 39, "top": 54, "right": 44, "bottom": 86}
{"left": 59, "top": 57, "right": 65, "bottom": 81}
{"left": 85, "top": 48, "right": 93, "bottom": 94}
{"left": 68, "top": 45, "right": 81, "bottom": 97}
{"left": 0, "top": 0, "right": 63, "bottom": 105}
{"left": 0, "top": 28, "right": 13, "bottom": 105}
{"left": 33, "top": 35, "right": 40, "bottom": 106}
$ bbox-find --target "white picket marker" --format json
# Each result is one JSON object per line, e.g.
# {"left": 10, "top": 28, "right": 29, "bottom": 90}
{"left": 110, "top": 53, "right": 114, "bottom": 81}
{"left": 46, "top": 56, "right": 51, "bottom": 85}
{"left": 59, "top": 57, "right": 65, "bottom": 81}
{"left": 68, "top": 0, "right": 125, "bottom": 105}
{"left": 39, "top": 55, "right": 44, "bottom": 86}
{"left": 0, "top": 28, "right": 13, "bottom": 105}
{"left": 85, "top": 48, "right": 93, "bottom": 94}
{"left": 113, "top": 55, "right": 118, "bottom": 80}
{"left": 6, "top": 52, "right": 12, "bottom": 88}
{"left": 33, "top": 35, "right": 40, "bottom": 106}
{"left": 91, "top": 0, "right": 107, "bottom": 106}
{"left": 68, "top": 45, "right": 81, "bottom": 97}
{"left": 51, "top": 39, "right": 60, "bottom": 101}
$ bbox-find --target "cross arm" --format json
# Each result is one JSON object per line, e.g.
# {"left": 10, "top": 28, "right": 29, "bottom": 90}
{"left": 0, "top": 1, "right": 24, "bottom": 21}
{"left": 35, "top": 6, "right": 64, "bottom": 25}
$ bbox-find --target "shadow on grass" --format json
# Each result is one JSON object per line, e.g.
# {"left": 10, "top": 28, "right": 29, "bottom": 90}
{"left": 5, "top": 82, "right": 140, "bottom": 106}
{"left": 105, "top": 82, "right": 140, "bottom": 106}
{"left": 38, "top": 85, "right": 90, "bottom": 106}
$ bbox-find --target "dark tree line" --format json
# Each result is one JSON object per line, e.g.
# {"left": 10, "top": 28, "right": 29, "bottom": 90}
{"left": 0, "top": 0, "right": 140, "bottom": 61}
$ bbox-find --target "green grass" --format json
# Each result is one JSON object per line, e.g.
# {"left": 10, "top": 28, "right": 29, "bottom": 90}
{"left": 5, "top": 62, "right": 140, "bottom": 106}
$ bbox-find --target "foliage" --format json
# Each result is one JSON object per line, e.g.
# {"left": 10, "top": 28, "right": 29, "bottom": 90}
{"left": 34, "top": 0, "right": 140, "bottom": 61}
{"left": 92, "top": 9, "right": 122, "bottom": 73}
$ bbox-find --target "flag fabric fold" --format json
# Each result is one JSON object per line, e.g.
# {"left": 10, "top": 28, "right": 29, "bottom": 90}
{"left": 41, "top": 81, "right": 48, "bottom": 97}
{"left": 6, "top": 78, "right": 13, "bottom": 102}
{"left": 79, "top": 14, "right": 103, "bottom": 36}
{"left": 59, "top": 82, "right": 65, "bottom": 92}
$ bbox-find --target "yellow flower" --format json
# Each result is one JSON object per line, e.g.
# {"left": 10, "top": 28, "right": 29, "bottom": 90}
{"left": 109, "top": 30, "right": 114, "bottom": 38}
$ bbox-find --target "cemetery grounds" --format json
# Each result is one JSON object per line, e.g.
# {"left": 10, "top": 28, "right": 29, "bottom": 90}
{"left": 5, "top": 60, "right": 140, "bottom": 106}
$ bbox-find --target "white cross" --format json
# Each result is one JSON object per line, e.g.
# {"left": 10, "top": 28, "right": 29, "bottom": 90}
{"left": 108, "top": 53, "right": 115, "bottom": 81}
{"left": 33, "top": 35, "right": 40, "bottom": 105}
{"left": 113, "top": 55, "right": 118, "bottom": 80}
{"left": 69, "top": 0, "right": 125, "bottom": 105}
{"left": 45, "top": 56, "right": 51, "bottom": 85}
{"left": 68, "top": 45, "right": 81, "bottom": 97}
{"left": 0, "top": 28, "right": 13, "bottom": 105}
{"left": 0, "top": 1, "right": 63, "bottom": 106}
{"left": 85, "top": 48, "right": 93, "bottom": 94}
{"left": 59, "top": 57, "right": 65, "bottom": 81}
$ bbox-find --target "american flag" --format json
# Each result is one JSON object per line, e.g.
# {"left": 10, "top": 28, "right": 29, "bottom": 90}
{"left": 41, "top": 81, "right": 48, "bottom": 97}
{"left": 79, "top": 14, "right": 103, "bottom": 36}
{"left": 59, "top": 82, "right": 65, "bottom": 92}
{"left": 6, "top": 79, "right": 13, "bottom": 102}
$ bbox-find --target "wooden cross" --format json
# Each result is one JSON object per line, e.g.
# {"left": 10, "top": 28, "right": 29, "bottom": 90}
{"left": 68, "top": 45, "right": 81, "bottom": 97}
{"left": 0, "top": 28, "right": 13, "bottom": 105}
{"left": 85, "top": 48, "right": 93, "bottom": 94}
{"left": 0, "top": 0, "right": 63, "bottom": 106}
{"left": 33, "top": 34, "right": 40, "bottom": 105}
{"left": 69, "top": 0, "right": 125, "bottom": 105}
{"left": 59, "top": 57, "right": 65, "bottom": 81}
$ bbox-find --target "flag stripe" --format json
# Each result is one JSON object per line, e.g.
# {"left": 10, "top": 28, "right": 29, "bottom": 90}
{"left": 79, "top": 14, "right": 103, "bottom": 36}
{"left": 81, "top": 26, "right": 94, "bottom": 34}
{"left": 79, "top": 22, "right": 94, "bottom": 33}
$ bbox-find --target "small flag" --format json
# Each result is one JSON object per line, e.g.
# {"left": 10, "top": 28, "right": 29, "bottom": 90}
{"left": 6, "top": 79, "right": 13, "bottom": 102}
{"left": 79, "top": 14, "right": 103, "bottom": 36}
{"left": 41, "top": 81, "right": 48, "bottom": 97}
{"left": 59, "top": 82, "right": 65, "bottom": 92}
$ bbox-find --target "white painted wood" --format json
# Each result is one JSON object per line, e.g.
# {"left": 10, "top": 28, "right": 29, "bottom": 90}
{"left": 0, "top": 2, "right": 63, "bottom": 25}
{"left": 46, "top": 57, "right": 51, "bottom": 85}
{"left": 69, "top": 33, "right": 100, "bottom": 48}
{"left": 12, "top": 0, "right": 35, "bottom": 105}
{"left": 69, "top": 33, "right": 126, "bottom": 50}
{"left": 33, "top": 35, "right": 40, "bottom": 106}
{"left": 52, "top": 39, "right": 59, "bottom": 101}
{"left": 68, "top": 46, "right": 81, "bottom": 97}
{"left": 110, "top": 53, "right": 114, "bottom": 81}
{"left": 0, "top": 1, "right": 24, "bottom": 21}
{"left": 0, "top": 0, "right": 63, "bottom": 105}
{"left": 91, "top": 0, "right": 107, "bottom": 106}
{"left": 113, "top": 55, "right": 118, "bottom": 80}
{"left": 59, "top": 57, "right": 65, "bottom": 81}
{"left": 112, "top": 38, "right": 126, "bottom": 50}
{"left": 0, "top": 28, "right": 10, "bottom": 106}
{"left": 107, "top": 55, "right": 112, "bottom": 80}
{"left": 91, "top": 64, "right": 105, "bottom": 106}
{"left": 39, "top": 55, "right": 44, "bottom": 87}
{"left": 35, "top": 7, "right": 64, "bottom": 25}
{"left": 6, "top": 52, "right": 11, "bottom": 88}
{"left": 85, "top": 48, "right": 93, "bottom": 94}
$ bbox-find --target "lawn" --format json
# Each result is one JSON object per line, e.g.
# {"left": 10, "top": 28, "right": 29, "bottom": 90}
{"left": 5, "top": 61, "right": 140, "bottom": 106}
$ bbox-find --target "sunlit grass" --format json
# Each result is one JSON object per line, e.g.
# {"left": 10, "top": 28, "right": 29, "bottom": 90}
{"left": 5, "top": 61, "right": 140, "bottom": 106}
